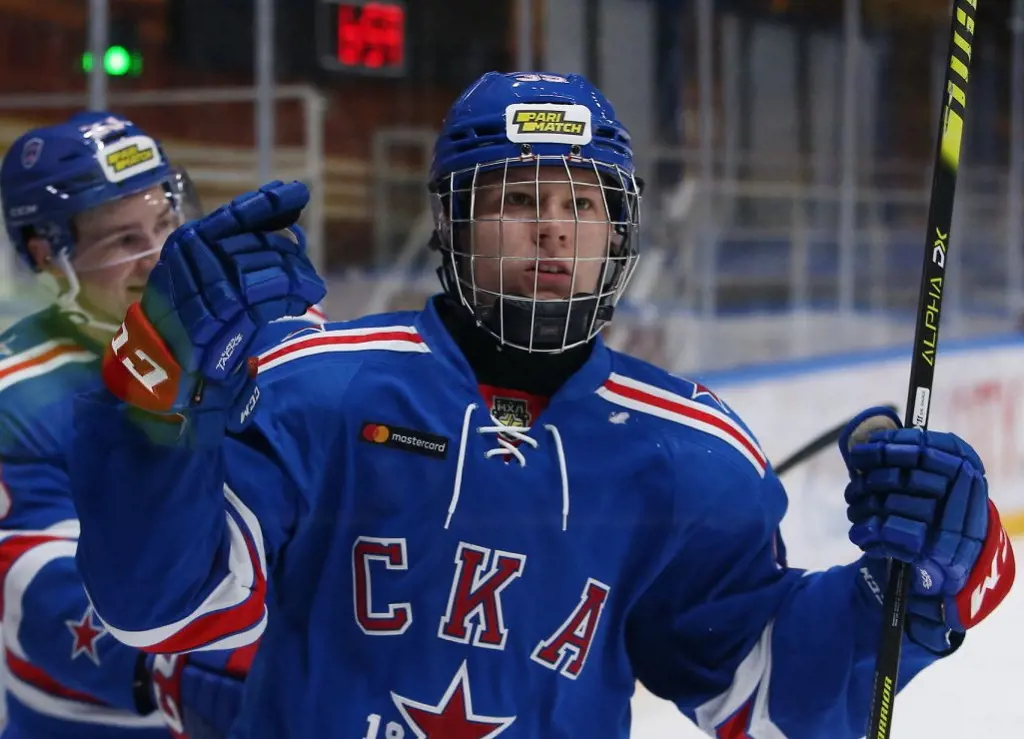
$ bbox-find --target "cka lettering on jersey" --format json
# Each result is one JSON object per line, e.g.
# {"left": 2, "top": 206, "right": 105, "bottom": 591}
{"left": 352, "top": 536, "right": 610, "bottom": 679}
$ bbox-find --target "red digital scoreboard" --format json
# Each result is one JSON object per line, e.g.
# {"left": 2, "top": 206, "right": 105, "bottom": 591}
{"left": 318, "top": 0, "right": 407, "bottom": 76}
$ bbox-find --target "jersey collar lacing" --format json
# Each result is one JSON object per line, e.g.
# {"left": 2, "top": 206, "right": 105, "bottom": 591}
{"left": 446, "top": 402, "right": 570, "bottom": 532}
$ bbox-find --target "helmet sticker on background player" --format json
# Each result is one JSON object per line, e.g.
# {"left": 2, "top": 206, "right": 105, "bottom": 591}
{"left": 512, "top": 73, "right": 569, "bottom": 84}
{"left": 504, "top": 103, "right": 593, "bottom": 146}
{"left": 79, "top": 115, "right": 132, "bottom": 141}
{"left": 8, "top": 204, "right": 37, "bottom": 219}
{"left": 20, "top": 137, "right": 44, "bottom": 169}
{"left": 98, "top": 135, "right": 163, "bottom": 184}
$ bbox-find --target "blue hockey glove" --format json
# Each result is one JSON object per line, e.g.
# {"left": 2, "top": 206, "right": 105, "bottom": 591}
{"left": 101, "top": 180, "right": 326, "bottom": 447}
{"left": 840, "top": 406, "right": 1015, "bottom": 653}
{"left": 148, "top": 653, "right": 248, "bottom": 739}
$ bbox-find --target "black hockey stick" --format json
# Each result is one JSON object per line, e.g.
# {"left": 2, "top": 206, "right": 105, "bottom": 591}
{"left": 773, "top": 404, "right": 898, "bottom": 477}
{"left": 865, "top": 2, "right": 979, "bottom": 738}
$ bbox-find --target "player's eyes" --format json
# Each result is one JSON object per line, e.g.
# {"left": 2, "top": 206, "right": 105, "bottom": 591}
{"left": 97, "top": 231, "right": 149, "bottom": 253}
{"left": 574, "top": 197, "right": 595, "bottom": 211}
{"left": 503, "top": 191, "right": 533, "bottom": 208}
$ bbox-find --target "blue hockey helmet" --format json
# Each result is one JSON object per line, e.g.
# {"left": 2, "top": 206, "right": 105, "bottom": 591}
{"left": 429, "top": 71, "right": 642, "bottom": 352}
{"left": 1, "top": 111, "right": 196, "bottom": 271}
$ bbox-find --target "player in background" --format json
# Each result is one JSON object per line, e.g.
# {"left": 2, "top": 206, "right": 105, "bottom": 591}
{"left": 72, "top": 72, "right": 1012, "bottom": 738}
{"left": 0, "top": 113, "right": 322, "bottom": 739}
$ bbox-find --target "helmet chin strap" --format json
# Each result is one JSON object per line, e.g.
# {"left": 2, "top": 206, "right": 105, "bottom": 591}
{"left": 51, "top": 251, "right": 122, "bottom": 335}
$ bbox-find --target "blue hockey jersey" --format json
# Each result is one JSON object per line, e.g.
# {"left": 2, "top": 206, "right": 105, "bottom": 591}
{"left": 0, "top": 305, "right": 322, "bottom": 739}
{"left": 70, "top": 297, "right": 945, "bottom": 739}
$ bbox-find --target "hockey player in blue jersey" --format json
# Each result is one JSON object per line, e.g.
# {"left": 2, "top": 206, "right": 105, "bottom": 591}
{"left": 70, "top": 71, "right": 1013, "bottom": 738}
{"left": 0, "top": 113, "right": 321, "bottom": 739}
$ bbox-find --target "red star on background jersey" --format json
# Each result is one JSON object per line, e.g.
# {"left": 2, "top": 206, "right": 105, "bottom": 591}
{"left": 66, "top": 606, "right": 107, "bottom": 666}
{"left": 391, "top": 662, "right": 515, "bottom": 739}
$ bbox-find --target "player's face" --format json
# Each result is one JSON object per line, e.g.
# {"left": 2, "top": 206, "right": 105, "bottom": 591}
{"left": 467, "top": 166, "right": 616, "bottom": 302}
{"left": 70, "top": 185, "right": 180, "bottom": 324}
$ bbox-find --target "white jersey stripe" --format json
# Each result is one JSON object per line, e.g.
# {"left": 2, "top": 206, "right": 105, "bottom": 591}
{"left": 0, "top": 535, "right": 166, "bottom": 729}
{"left": 597, "top": 374, "right": 767, "bottom": 477}
{"left": 3, "top": 539, "right": 78, "bottom": 661}
{"left": 606, "top": 373, "right": 763, "bottom": 462}
{"left": 694, "top": 620, "right": 786, "bottom": 738}
{"left": 597, "top": 386, "right": 766, "bottom": 475}
{"left": 259, "top": 339, "right": 430, "bottom": 373}
{"left": 270, "top": 305, "right": 327, "bottom": 326}
{"left": 5, "top": 671, "right": 166, "bottom": 728}
{"left": 0, "top": 339, "right": 76, "bottom": 373}
{"left": 271, "top": 324, "right": 419, "bottom": 352}
{"left": 224, "top": 484, "right": 267, "bottom": 579}
{"left": 190, "top": 609, "right": 269, "bottom": 653}
{"left": 43, "top": 520, "right": 81, "bottom": 537}
{"left": 0, "top": 349, "right": 94, "bottom": 395}
{"left": 100, "top": 485, "right": 266, "bottom": 651}
{"left": 258, "top": 325, "right": 428, "bottom": 373}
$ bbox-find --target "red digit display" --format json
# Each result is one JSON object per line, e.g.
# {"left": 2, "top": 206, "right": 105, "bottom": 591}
{"left": 335, "top": 2, "right": 406, "bottom": 72}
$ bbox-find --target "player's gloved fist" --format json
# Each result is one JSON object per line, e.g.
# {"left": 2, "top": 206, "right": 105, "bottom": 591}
{"left": 840, "top": 406, "right": 1015, "bottom": 652}
{"left": 101, "top": 180, "right": 327, "bottom": 447}
{"left": 147, "top": 653, "right": 247, "bottom": 739}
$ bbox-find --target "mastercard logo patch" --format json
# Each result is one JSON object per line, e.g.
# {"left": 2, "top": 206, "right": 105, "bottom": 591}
{"left": 362, "top": 423, "right": 391, "bottom": 443}
{"left": 359, "top": 421, "right": 449, "bottom": 459}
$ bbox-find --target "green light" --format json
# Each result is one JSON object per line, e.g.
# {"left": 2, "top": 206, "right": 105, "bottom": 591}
{"left": 104, "top": 45, "right": 132, "bottom": 76}
{"left": 80, "top": 46, "right": 143, "bottom": 77}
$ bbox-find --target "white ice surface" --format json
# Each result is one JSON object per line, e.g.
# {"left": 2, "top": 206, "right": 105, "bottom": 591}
{"left": 628, "top": 537, "right": 1023, "bottom": 738}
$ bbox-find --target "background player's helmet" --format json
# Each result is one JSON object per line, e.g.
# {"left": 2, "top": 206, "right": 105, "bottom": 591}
{"left": 429, "top": 71, "right": 642, "bottom": 352}
{"left": 0, "top": 112, "right": 199, "bottom": 329}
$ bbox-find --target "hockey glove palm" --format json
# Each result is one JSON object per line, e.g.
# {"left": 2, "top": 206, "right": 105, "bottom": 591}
{"left": 102, "top": 181, "right": 326, "bottom": 447}
{"left": 840, "top": 406, "right": 1015, "bottom": 653}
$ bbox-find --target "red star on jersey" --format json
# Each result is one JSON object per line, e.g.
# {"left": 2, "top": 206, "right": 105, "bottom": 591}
{"left": 65, "top": 606, "right": 107, "bottom": 666}
{"left": 690, "top": 380, "right": 727, "bottom": 411}
{"left": 391, "top": 662, "right": 515, "bottom": 739}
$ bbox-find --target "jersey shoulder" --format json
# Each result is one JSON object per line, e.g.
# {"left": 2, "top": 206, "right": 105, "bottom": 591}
{"left": 598, "top": 349, "right": 768, "bottom": 479}
{"left": 250, "top": 308, "right": 428, "bottom": 423}
{"left": 239, "top": 309, "right": 428, "bottom": 493}
{"left": 250, "top": 307, "right": 328, "bottom": 355}
{"left": 256, "top": 308, "right": 428, "bottom": 384}
{"left": 0, "top": 309, "right": 98, "bottom": 457}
